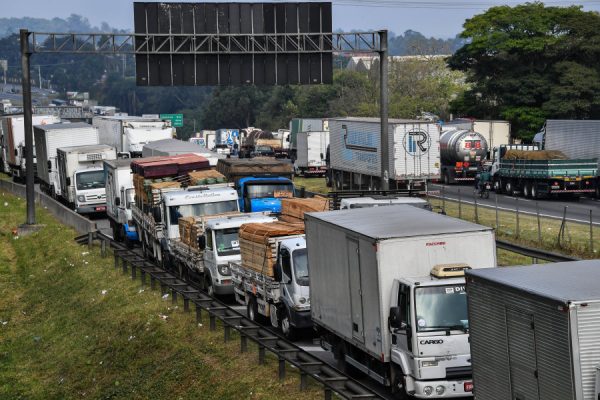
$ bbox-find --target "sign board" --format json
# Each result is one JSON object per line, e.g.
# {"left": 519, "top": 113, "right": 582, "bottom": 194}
{"left": 160, "top": 113, "right": 184, "bottom": 127}
{"left": 133, "top": 2, "right": 333, "bottom": 86}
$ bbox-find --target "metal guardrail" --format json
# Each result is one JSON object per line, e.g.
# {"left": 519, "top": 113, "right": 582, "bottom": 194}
{"left": 76, "top": 231, "right": 383, "bottom": 400}
{"left": 495, "top": 239, "right": 580, "bottom": 263}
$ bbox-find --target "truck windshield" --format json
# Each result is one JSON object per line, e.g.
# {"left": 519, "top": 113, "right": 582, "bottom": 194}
{"left": 292, "top": 248, "right": 309, "bottom": 287}
{"left": 214, "top": 228, "right": 240, "bottom": 256}
{"left": 76, "top": 170, "right": 106, "bottom": 190}
{"left": 245, "top": 183, "right": 294, "bottom": 199}
{"left": 168, "top": 200, "right": 238, "bottom": 224}
{"left": 414, "top": 285, "right": 468, "bottom": 332}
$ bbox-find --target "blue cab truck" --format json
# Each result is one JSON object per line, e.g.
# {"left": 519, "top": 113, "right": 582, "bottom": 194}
{"left": 216, "top": 158, "right": 295, "bottom": 214}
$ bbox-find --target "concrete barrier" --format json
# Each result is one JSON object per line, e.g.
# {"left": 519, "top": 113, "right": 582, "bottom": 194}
{"left": 0, "top": 179, "right": 97, "bottom": 234}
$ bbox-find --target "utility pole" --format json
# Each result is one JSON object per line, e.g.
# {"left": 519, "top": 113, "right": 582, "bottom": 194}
{"left": 20, "top": 29, "right": 36, "bottom": 225}
{"left": 379, "top": 30, "right": 389, "bottom": 191}
{"left": 38, "top": 65, "right": 42, "bottom": 89}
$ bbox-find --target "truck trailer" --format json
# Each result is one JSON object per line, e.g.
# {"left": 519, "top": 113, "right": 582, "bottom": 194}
{"left": 92, "top": 115, "right": 173, "bottom": 157}
{"left": 466, "top": 260, "right": 600, "bottom": 400}
{"left": 306, "top": 205, "right": 497, "bottom": 398}
{"left": 328, "top": 117, "right": 440, "bottom": 191}
{"left": 0, "top": 114, "right": 60, "bottom": 179}
{"left": 34, "top": 123, "right": 99, "bottom": 198}
{"left": 294, "top": 130, "right": 329, "bottom": 176}
{"left": 104, "top": 158, "right": 138, "bottom": 243}
{"left": 56, "top": 144, "right": 117, "bottom": 214}
{"left": 439, "top": 129, "right": 488, "bottom": 184}
{"left": 443, "top": 119, "right": 510, "bottom": 154}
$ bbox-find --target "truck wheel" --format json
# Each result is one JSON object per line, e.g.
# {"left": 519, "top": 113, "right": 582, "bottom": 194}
{"left": 523, "top": 183, "right": 530, "bottom": 198}
{"left": 280, "top": 308, "right": 297, "bottom": 340}
{"left": 247, "top": 296, "right": 262, "bottom": 323}
{"left": 505, "top": 181, "right": 514, "bottom": 197}
{"left": 531, "top": 184, "right": 538, "bottom": 199}
{"left": 204, "top": 274, "right": 214, "bottom": 297}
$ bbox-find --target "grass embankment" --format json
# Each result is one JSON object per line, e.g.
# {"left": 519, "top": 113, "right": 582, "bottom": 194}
{"left": 0, "top": 189, "right": 321, "bottom": 400}
{"left": 294, "top": 177, "right": 329, "bottom": 195}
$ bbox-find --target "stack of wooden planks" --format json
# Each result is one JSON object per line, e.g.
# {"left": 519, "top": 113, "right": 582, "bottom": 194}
{"left": 187, "top": 170, "right": 227, "bottom": 186}
{"left": 279, "top": 197, "right": 329, "bottom": 223}
{"left": 239, "top": 222, "right": 304, "bottom": 277}
{"left": 178, "top": 212, "right": 241, "bottom": 248}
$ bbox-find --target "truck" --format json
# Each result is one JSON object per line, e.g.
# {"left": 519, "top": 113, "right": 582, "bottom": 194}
{"left": 132, "top": 185, "right": 240, "bottom": 272}
{"left": 491, "top": 144, "right": 598, "bottom": 198}
{"left": 294, "top": 130, "right": 329, "bottom": 176}
{"left": 56, "top": 144, "right": 117, "bottom": 214}
{"left": 339, "top": 195, "right": 432, "bottom": 211}
{"left": 442, "top": 119, "right": 510, "bottom": 155}
{"left": 239, "top": 129, "right": 287, "bottom": 158}
{"left": 0, "top": 114, "right": 60, "bottom": 180}
{"left": 538, "top": 119, "right": 600, "bottom": 198}
{"left": 216, "top": 158, "right": 295, "bottom": 213}
{"left": 439, "top": 129, "right": 488, "bottom": 184}
{"left": 306, "top": 205, "right": 497, "bottom": 398}
{"left": 104, "top": 158, "right": 138, "bottom": 243}
{"left": 466, "top": 260, "right": 600, "bottom": 400}
{"left": 328, "top": 118, "right": 440, "bottom": 191}
{"left": 142, "top": 138, "right": 225, "bottom": 167}
{"left": 92, "top": 115, "right": 173, "bottom": 158}
{"left": 289, "top": 118, "right": 328, "bottom": 161}
{"left": 170, "top": 213, "right": 277, "bottom": 296}
{"left": 34, "top": 122, "right": 100, "bottom": 198}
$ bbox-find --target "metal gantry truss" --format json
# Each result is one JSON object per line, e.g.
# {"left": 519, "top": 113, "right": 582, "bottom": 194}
{"left": 28, "top": 31, "right": 383, "bottom": 54}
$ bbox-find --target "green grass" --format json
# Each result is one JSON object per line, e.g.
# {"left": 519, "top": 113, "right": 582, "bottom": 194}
{"left": 430, "top": 197, "right": 599, "bottom": 260}
{"left": 0, "top": 189, "right": 321, "bottom": 400}
{"left": 294, "top": 177, "right": 329, "bottom": 194}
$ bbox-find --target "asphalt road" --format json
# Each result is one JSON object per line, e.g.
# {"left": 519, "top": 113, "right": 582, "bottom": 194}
{"left": 430, "top": 183, "right": 600, "bottom": 226}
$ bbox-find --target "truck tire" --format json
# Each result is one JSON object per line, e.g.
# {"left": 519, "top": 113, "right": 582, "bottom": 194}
{"left": 505, "top": 181, "right": 514, "bottom": 197}
{"left": 523, "top": 183, "right": 530, "bottom": 198}
{"left": 247, "top": 296, "right": 264, "bottom": 324}
{"left": 280, "top": 308, "right": 297, "bottom": 340}
{"left": 204, "top": 274, "right": 214, "bottom": 297}
{"left": 531, "top": 184, "right": 538, "bottom": 199}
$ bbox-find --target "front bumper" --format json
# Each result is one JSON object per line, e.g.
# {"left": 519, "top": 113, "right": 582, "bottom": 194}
{"left": 289, "top": 308, "right": 312, "bottom": 329}
{"left": 76, "top": 204, "right": 107, "bottom": 214}
{"left": 213, "top": 279, "right": 234, "bottom": 295}
{"left": 411, "top": 378, "right": 473, "bottom": 398}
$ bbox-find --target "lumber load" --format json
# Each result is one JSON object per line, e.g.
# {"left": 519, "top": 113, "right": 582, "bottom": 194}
{"left": 133, "top": 174, "right": 181, "bottom": 206}
{"left": 216, "top": 158, "right": 294, "bottom": 186}
{"left": 239, "top": 222, "right": 305, "bottom": 277}
{"left": 280, "top": 197, "right": 329, "bottom": 221}
{"left": 131, "top": 153, "right": 210, "bottom": 178}
{"left": 187, "top": 170, "right": 227, "bottom": 185}
{"left": 177, "top": 212, "right": 241, "bottom": 248}
{"left": 504, "top": 150, "right": 568, "bottom": 160}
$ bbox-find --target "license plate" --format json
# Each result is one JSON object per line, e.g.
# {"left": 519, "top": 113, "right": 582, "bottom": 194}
{"left": 464, "top": 382, "right": 473, "bottom": 392}
{"left": 95, "top": 206, "right": 106, "bottom": 212}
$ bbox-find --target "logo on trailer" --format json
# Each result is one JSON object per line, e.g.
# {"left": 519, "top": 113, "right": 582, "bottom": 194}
{"left": 403, "top": 130, "right": 430, "bottom": 156}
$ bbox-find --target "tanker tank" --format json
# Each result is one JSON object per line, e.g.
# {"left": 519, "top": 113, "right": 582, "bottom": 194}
{"left": 440, "top": 129, "right": 488, "bottom": 183}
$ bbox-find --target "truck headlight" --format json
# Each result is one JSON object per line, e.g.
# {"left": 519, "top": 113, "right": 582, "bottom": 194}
{"left": 77, "top": 195, "right": 86, "bottom": 203}
{"left": 298, "top": 297, "right": 307, "bottom": 304}
{"left": 436, "top": 385, "right": 445, "bottom": 395}
{"left": 421, "top": 360, "right": 438, "bottom": 367}
{"left": 217, "top": 264, "right": 231, "bottom": 276}
{"left": 423, "top": 386, "right": 433, "bottom": 396}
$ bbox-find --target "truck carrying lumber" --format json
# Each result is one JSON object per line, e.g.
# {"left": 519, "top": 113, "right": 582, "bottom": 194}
{"left": 279, "top": 197, "right": 329, "bottom": 223}
{"left": 216, "top": 158, "right": 294, "bottom": 185}
{"left": 130, "top": 153, "right": 210, "bottom": 178}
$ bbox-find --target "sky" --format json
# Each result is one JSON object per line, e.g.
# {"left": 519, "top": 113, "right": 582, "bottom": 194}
{"left": 3, "top": 0, "right": 600, "bottom": 38}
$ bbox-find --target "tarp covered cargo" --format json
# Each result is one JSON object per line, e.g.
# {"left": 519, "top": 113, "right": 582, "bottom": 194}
{"left": 130, "top": 153, "right": 210, "bottom": 177}
{"left": 216, "top": 158, "right": 294, "bottom": 186}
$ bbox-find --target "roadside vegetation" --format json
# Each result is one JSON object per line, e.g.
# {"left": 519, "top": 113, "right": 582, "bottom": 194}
{"left": 0, "top": 189, "right": 321, "bottom": 400}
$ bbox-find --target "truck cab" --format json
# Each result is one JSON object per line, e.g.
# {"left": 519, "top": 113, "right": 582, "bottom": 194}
{"left": 389, "top": 265, "right": 474, "bottom": 398}
{"left": 72, "top": 167, "right": 108, "bottom": 213}
{"left": 199, "top": 213, "right": 276, "bottom": 296}
{"left": 237, "top": 176, "right": 295, "bottom": 214}
{"left": 490, "top": 144, "right": 538, "bottom": 189}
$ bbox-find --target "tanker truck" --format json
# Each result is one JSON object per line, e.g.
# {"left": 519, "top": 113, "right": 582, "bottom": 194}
{"left": 440, "top": 129, "right": 488, "bottom": 184}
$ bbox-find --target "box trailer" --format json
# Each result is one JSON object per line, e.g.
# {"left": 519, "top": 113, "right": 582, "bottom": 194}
{"left": 34, "top": 123, "right": 99, "bottom": 197}
{"left": 104, "top": 158, "right": 138, "bottom": 242}
{"left": 466, "top": 260, "right": 600, "bottom": 400}
{"left": 306, "top": 205, "right": 496, "bottom": 398}
{"left": 328, "top": 117, "right": 440, "bottom": 191}
{"left": 92, "top": 115, "right": 172, "bottom": 157}
{"left": 295, "top": 130, "right": 329, "bottom": 176}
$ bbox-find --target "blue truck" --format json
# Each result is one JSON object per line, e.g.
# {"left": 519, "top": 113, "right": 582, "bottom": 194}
{"left": 216, "top": 158, "right": 295, "bottom": 213}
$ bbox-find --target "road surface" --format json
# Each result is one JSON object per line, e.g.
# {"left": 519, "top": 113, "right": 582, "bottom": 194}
{"left": 430, "top": 183, "right": 600, "bottom": 226}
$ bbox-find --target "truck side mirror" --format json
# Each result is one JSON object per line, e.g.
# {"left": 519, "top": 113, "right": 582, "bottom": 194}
{"left": 389, "top": 307, "right": 403, "bottom": 330}
{"left": 66, "top": 177, "right": 71, "bottom": 186}
{"left": 320, "top": 152, "right": 324, "bottom": 160}
{"left": 115, "top": 197, "right": 121, "bottom": 206}
{"left": 274, "top": 262, "right": 282, "bottom": 282}
{"left": 198, "top": 235, "right": 206, "bottom": 250}
{"left": 152, "top": 207, "right": 162, "bottom": 223}
{"left": 47, "top": 160, "right": 52, "bottom": 171}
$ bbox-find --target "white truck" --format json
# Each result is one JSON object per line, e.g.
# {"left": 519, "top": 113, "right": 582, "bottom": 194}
{"left": 328, "top": 117, "right": 440, "bottom": 191}
{"left": 466, "top": 260, "right": 600, "bottom": 400}
{"left": 170, "top": 213, "right": 277, "bottom": 296}
{"left": 103, "top": 158, "right": 138, "bottom": 243}
{"left": 306, "top": 205, "right": 497, "bottom": 398}
{"left": 0, "top": 114, "right": 60, "bottom": 179}
{"left": 132, "top": 185, "right": 240, "bottom": 284}
{"left": 34, "top": 122, "right": 100, "bottom": 198}
{"left": 92, "top": 115, "right": 173, "bottom": 158}
{"left": 443, "top": 119, "right": 510, "bottom": 156}
{"left": 339, "top": 196, "right": 431, "bottom": 211}
{"left": 231, "top": 235, "right": 310, "bottom": 339}
{"left": 56, "top": 144, "right": 117, "bottom": 214}
{"left": 294, "top": 130, "right": 329, "bottom": 176}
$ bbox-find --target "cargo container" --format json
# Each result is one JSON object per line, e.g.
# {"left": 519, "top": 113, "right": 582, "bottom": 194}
{"left": 104, "top": 158, "right": 138, "bottom": 243}
{"left": 443, "top": 119, "right": 510, "bottom": 153}
{"left": 294, "top": 130, "right": 329, "bottom": 176}
{"left": 92, "top": 115, "right": 172, "bottom": 157}
{"left": 307, "top": 205, "right": 496, "bottom": 398}
{"left": 466, "top": 260, "right": 600, "bottom": 400}
{"left": 289, "top": 118, "right": 327, "bottom": 154}
{"left": 0, "top": 114, "right": 60, "bottom": 179}
{"left": 440, "top": 129, "right": 488, "bottom": 184}
{"left": 34, "top": 123, "right": 99, "bottom": 197}
{"left": 141, "top": 138, "right": 224, "bottom": 166}
{"left": 328, "top": 117, "right": 440, "bottom": 191}
{"left": 56, "top": 144, "right": 117, "bottom": 213}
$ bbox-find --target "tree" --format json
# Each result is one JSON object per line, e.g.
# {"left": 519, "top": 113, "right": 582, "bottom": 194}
{"left": 448, "top": 3, "right": 600, "bottom": 141}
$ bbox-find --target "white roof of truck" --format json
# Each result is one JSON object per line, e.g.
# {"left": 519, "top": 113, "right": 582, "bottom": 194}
{"left": 57, "top": 144, "right": 114, "bottom": 153}
{"left": 206, "top": 213, "right": 277, "bottom": 229}
{"left": 305, "top": 205, "right": 492, "bottom": 240}
{"left": 34, "top": 122, "right": 93, "bottom": 131}
{"left": 467, "top": 260, "right": 600, "bottom": 304}
{"left": 163, "top": 186, "right": 238, "bottom": 206}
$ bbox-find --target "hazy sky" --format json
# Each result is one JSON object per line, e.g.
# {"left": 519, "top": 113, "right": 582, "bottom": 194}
{"left": 3, "top": 0, "right": 600, "bottom": 38}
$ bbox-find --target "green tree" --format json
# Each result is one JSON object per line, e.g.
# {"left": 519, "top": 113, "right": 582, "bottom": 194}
{"left": 448, "top": 3, "right": 600, "bottom": 140}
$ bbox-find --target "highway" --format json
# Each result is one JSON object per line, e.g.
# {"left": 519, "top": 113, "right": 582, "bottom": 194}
{"left": 430, "top": 183, "right": 600, "bottom": 226}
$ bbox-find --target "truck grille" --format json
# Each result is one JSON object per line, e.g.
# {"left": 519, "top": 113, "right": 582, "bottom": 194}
{"left": 85, "top": 194, "right": 106, "bottom": 201}
{"left": 446, "top": 366, "right": 471, "bottom": 379}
